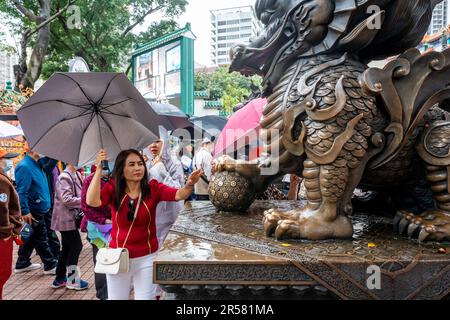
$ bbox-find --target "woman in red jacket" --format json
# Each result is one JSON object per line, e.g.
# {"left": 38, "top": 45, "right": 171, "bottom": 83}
{"left": 86, "top": 149, "right": 201, "bottom": 300}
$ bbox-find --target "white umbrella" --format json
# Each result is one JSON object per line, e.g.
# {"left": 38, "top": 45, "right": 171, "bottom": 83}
{"left": 0, "top": 120, "right": 24, "bottom": 138}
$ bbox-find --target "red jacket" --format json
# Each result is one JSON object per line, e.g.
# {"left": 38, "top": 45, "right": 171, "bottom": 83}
{"left": 80, "top": 171, "right": 112, "bottom": 232}
{"left": 101, "top": 179, "right": 177, "bottom": 258}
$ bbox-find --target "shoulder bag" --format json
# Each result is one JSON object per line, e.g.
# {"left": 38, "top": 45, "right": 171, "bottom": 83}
{"left": 94, "top": 192, "right": 141, "bottom": 275}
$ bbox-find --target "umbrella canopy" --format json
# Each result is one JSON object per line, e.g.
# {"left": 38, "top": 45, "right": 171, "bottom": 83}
{"left": 0, "top": 120, "right": 24, "bottom": 138}
{"left": 147, "top": 101, "right": 192, "bottom": 131}
{"left": 213, "top": 98, "right": 266, "bottom": 157}
{"left": 185, "top": 115, "right": 227, "bottom": 142}
{"left": 17, "top": 72, "right": 161, "bottom": 166}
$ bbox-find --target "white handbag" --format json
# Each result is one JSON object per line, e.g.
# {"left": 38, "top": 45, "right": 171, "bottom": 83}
{"left": 95, "top": 248, "right": 130, "bottom": 274}
{"left": 94, "top": 193, "right": 141, "bottom": 275}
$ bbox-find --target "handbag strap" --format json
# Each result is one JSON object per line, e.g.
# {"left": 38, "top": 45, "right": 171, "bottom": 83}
{"left": 121, "top": 192, "right": 141, "bottom": 248}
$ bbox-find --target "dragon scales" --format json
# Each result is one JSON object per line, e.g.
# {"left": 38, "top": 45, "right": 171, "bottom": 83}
{"left": 213, "top": 0, "right": 450, "bottom": 242}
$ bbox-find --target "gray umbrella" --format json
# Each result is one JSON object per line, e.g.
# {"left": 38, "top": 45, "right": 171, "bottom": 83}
{"left": 147, "top": 101, "right": 193, "bottom": 131}
{"left": 186, "top": 115, "right": 228, "bottom": 141}
{"left": 17, "top": 72, "right": 160, "bottom": 167}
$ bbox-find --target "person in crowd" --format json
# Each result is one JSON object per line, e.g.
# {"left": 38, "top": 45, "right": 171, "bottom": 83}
{"left": 80, "top": 164, "right": 112, "bottom": 300}
{"left": 179, "top": 144, "right": 195, "bottom": 201}
{"left": 147, "top": 138, "right": 185, "bottom": 247}
{"left": 287, "top": 174, "right": 303, "bottom": 200}
{"left": 0, "top": 149, "right": 22, "bottom": 300}
{"left": 147, "top": 137, "right": 185, "bottom": 300}
{"left": 39, "top": 157, "right": 61, "bottom": 259}
{"left": 0, "top": 149, "right": 18, "bottom": 179}
{"left": 192, "top": 138, "right": 213, "bottom": 200}
{"left": 50, "top": 163, "right": 88, "bottom": 290}
{"left": 180, "top": 144, "right": 193, "bottom": 175}
{"left": 14, "top": 149, "right": 58, "bottom": 274}
{"left": 86, "top": 149, "right": 202, "bottom": 300}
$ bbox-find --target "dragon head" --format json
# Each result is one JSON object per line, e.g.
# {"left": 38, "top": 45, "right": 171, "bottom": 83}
{"left": 229, "top": 0, "right": 334, "bottom": 92}
{"left": 230, "top": 0, "right": 443, "bottom": 94}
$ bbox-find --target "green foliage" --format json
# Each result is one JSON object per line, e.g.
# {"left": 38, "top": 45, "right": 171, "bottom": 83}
{"left": 134, "top": 20, "right": 179, "bottom": 48}
{"left": 0, "top": 1, "right": 38, "bottom": 31}
{"left": 195, "top": 66, "right": 262, "bottom": 113}
{"left": 41, "top": 0, "right": 186, "bottom": 77}
{"left": 0, "top": 0, "right": 186, "bottom": 79}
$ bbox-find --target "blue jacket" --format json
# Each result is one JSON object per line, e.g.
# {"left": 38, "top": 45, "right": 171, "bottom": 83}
{"left": 15, "top": 155, "right": 52, "bottom": 215}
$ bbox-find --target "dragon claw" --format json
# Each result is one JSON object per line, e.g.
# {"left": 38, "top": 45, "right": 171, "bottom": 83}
{"left": 393, "top": 212, "right": 403, "bottom": 230}
{"left": 274, "top": 220, "right": 301, "bottom": 240}
{"left": 262, "top": 209, "right": 283, "bottom": 236}
{"left": 395, "top": 210, "right": 450, "bottom": 242}
{"left": 398, "top": 218, "right": 411, "bottom": 235}
{"left": 407, "top": 222, "right": 420, "bottom": 238}
{"left": 418, "top": 228, "right": 431, "bottom": 242}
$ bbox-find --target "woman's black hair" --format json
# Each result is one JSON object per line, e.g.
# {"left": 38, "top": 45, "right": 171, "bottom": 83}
{"left": 112, "top": 149, "right": 150, "bottom": 211}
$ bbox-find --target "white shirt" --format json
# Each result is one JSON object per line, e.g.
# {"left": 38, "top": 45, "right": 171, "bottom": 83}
{"left": 192, "top": 147, "right": 213, "bottom": 195}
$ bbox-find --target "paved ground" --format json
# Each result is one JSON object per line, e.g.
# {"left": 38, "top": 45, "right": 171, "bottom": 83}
{"left": 3, "top": 235, "right": 98, "bottom": 300}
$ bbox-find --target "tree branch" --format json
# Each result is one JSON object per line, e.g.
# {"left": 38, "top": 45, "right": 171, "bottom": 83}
{"left": 121, "top": 5, "right": 162, "bottom": 37}
{"left": 26, "top": 0, "right": 76, "bottom": 37}
{"left": 53, "top": 37, "right": 74, "bottom": 53}
{"left": 12, "top": 0, "right": 39, "bottom": 21}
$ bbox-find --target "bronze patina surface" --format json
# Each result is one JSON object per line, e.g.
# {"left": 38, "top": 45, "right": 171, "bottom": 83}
{"left": 212, "top": 0, "right": 450, "bottom": 242}
{"left": 155, "top": 201, "right": 450, "bottom": 300}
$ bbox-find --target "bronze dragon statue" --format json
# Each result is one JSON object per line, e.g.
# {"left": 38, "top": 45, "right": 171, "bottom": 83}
{"left": 213, "top": 0, "right": 450, "bottom": 242}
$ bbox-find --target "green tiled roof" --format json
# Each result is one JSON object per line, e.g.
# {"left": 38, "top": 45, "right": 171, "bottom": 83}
{"left": 204, "top": 100, "right": 223, "bottom": 109}
{"left": 132, "top": 23, "right": 195, "bottom": 57}
{"left": 219, "top": 110, "right": 232, "bottom": 117}
{"left": 194, "top": 91, "right": 210, "bottom": 98}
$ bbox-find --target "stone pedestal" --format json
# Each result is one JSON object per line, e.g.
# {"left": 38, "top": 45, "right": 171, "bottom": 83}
{"left": 154, "top": 201, "right": 450, "bottom": 300}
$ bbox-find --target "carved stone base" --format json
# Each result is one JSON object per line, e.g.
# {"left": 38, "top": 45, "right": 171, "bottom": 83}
{"left": 154, "top": 201, "right": 450, "bottom": 300}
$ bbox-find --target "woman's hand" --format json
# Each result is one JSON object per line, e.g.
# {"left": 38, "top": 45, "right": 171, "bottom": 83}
{"left": 87, "top": 150, "right": 106, "bottom": 208}
{"left": 105, "top": 219, "right": 112, "bottom": 224}
{"left": 186, "top": 169, "right": 203, "bottom": 187}
{"left": 21, "top": 213, "right": 33, "bottom": 225}
{"left": 175, "top": 169, "right": 203, "bottom": 201}
{"left": 96, "top": 149, "right": 108, "bottom": 167}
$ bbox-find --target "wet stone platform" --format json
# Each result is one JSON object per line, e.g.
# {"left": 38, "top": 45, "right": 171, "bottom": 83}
{"left": 155, "top": 201, "right": 450, "bottom": 300}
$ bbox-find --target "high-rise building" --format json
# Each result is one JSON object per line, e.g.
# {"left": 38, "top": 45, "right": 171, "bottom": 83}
{"left": 0, "top": 50, "right": 17, "bottom": 89}
{"left": 210, "top": 6, "right": 262, "bottom": 66}
{"left": 428, "top": 0, "right": 449, "bottom": 35}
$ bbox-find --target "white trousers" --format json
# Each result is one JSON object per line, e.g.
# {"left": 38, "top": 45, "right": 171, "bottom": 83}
{"left": 106, "top": 253, "right": 157, "bottom": 300}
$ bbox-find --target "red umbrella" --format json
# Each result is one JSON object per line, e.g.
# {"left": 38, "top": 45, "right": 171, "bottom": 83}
{"left": 213, "top": 98, "right": 266, "bottom": 158}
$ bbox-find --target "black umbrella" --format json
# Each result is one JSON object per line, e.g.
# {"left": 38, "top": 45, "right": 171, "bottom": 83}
{"left": 186, "top": 115, "right": 228, "bottom": 141}
{"left": 17, "top": 72, "right": 161, "bottom": 167}
{"left": 147, "top": 101, "right": 192, "bottom": 131}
